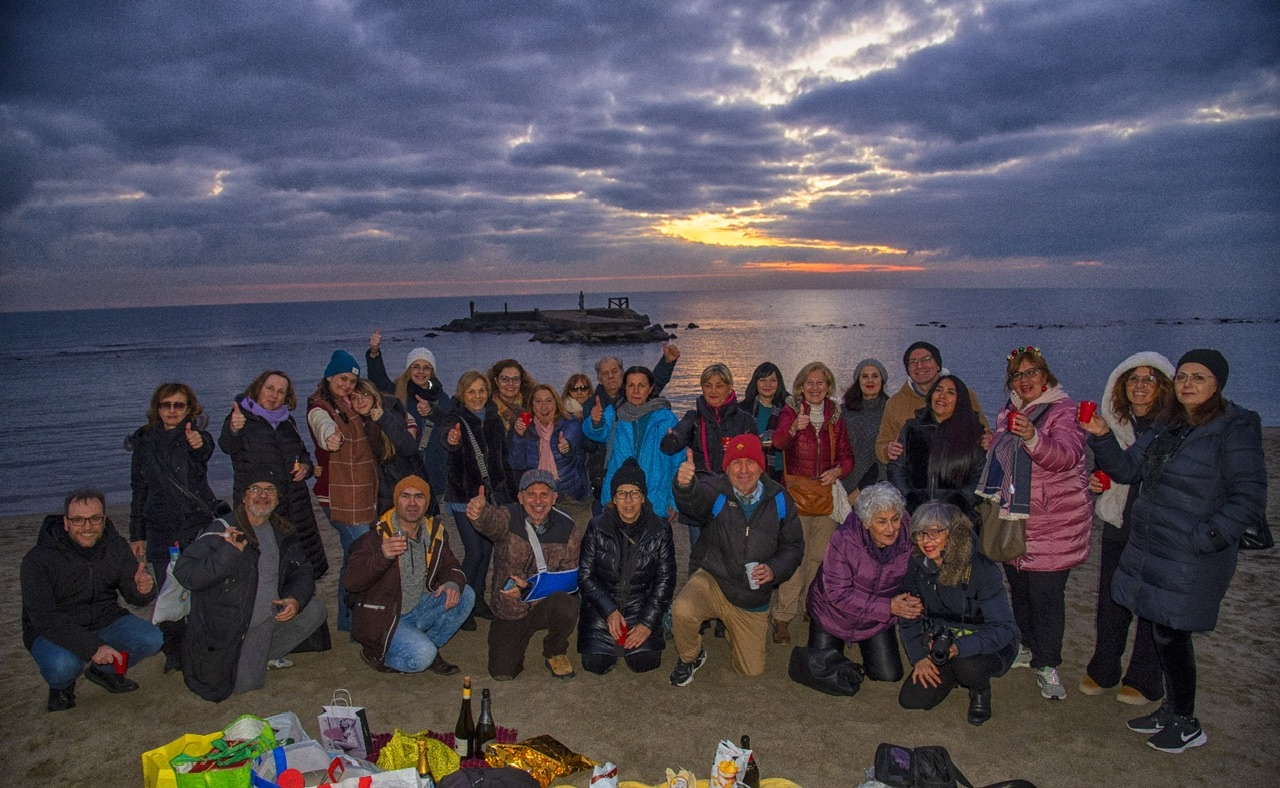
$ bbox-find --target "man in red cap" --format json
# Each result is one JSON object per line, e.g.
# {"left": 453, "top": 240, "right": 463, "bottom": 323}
{"left": 668, "top": 434, "right": 803, "bottom": 685}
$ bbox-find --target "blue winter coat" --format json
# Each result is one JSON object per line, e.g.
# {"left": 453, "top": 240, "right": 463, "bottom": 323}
{"left": 509, "top": 416, "right": 590, "bottom": 500}
{"left": 582, "top": 403, "right": 683, "bottom": 517}
{"left": 1090, "top": 403, "right": 1266, "bottom": 632}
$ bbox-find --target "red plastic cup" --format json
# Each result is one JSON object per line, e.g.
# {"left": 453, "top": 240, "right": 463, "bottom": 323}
{"left": 113, "top": 651, "right": 130, "bottom": 675}
{"left": 1092, "top": 471, "right": 1112, "bottom": 491}
{"left": 519, "top": 412, "right": 533, "bottom": 428}
{"left": 616, "top": 621, "right": 629, "bottom": 646}
{"left": 1006, "top": 411, "right": 1018, "bottom": 432}
{"left": 1077, "top": 400, "right": 1098, "bottom": 423}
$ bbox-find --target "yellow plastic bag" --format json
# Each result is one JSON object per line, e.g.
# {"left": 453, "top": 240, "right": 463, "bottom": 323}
{"left": 141, "top": 732, "right": 220, "bottom": 788}
{"left": 374, "top": 729, "right": 460, "bottom": 778}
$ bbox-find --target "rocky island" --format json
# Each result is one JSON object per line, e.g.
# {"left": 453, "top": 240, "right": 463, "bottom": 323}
{"left": 436, "top": 296, "right": 675, "bottom": 345}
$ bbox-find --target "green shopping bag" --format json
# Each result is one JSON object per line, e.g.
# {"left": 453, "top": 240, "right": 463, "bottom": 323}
{"left": 172, "top": 715, "right": 277, "bottom": 788}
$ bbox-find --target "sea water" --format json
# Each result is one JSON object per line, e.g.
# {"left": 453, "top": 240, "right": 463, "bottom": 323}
{"left": 1, "top": 287, "right": 1275, "bottom": 516}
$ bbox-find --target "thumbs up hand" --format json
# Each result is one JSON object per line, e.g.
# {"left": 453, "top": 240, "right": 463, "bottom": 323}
{"left": 414, "top": 395, "right": 431, "bottom": 418}
{"left": 229, "top": 401, "right": 246, "bottom": 432}
{"left": 590, "top": 396, "right": 604, "bottom": 426}
{"left": 676, "top": 448, "right": 696, "bottom": 487}
{"left": 134, "top": 561, "right": 154, "bottom": 595}
{"left": 448, "top": 422, "right": 462, "bottom": 447}
{"left": 557, "top": 434, "right": 570, "bottom": 455}
{"left": 184, "top": 422, "right": 203, "bottom": 450}
{"left": 466, "top": 486, "right": 487, "bottom": 521}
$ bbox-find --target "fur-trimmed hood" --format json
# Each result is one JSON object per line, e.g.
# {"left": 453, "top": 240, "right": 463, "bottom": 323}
{"left": 1095, "top": 351, "right": 1176, "bottom": 526}
{"left": 935, "top": 520, "right": 975, "bottom": 587}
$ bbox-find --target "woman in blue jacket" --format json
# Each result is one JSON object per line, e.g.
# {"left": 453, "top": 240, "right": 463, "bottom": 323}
{"left": 582, "top": 366, "right": 683, "bottom": 518}
{"left": 510, "top": 384, "right": 590, "bottom": 524}
{"left": 1086, "top": 349, "right": 1266, "bottom": 754}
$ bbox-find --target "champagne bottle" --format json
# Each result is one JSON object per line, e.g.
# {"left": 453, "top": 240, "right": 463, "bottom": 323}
{"left": 741, "top": 735, "right": 760, "bottom": 788}
{"left": 416, "top": 738, "right": 435, "bottom": 786}
{"left": 475, "top": 688, "right": 496, "bottom": 753}
{"left": 454, "top": 675, "right": 475, "bottom": 758}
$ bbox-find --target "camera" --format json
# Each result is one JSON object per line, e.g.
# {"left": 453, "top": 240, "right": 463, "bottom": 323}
{"left": 928, "top": 622, "right": 955, "bottom": 666}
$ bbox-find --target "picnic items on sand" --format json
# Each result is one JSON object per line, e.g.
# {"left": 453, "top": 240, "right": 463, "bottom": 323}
{"left": 320, "top": 690, "right": 375, "bottom": 761}
{"left": 484, "top": 735, "right": 595, "bottom": 788}
{"left": 170, "top": 715, "right": 276, "bottom": 788}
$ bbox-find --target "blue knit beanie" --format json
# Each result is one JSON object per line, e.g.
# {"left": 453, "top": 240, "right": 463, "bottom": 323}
{"left": 324, "top": 350, "right": 361, "bottom": 379}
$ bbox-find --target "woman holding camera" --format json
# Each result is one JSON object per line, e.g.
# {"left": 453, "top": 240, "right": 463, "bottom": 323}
{"left": 898, "top": 501, "right": 1020, "bottom": 727}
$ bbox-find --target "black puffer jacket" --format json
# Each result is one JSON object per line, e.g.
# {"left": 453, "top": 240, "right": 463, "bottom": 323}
{"left": 371, "top": 393, "right": 428, "bottom": 516}
{"left": 174, "top": 512, "right": 314, "bottom": 702}
{"left": 128, "top": 421, "right": 218, "bottom": 561}
{"left": 674, "top": 474, "right": 804, "bottom": 609}
{"left": 21, "top": 515, "right": 156, "bottom": 659}
{"left": 439, "top": 400, "right": 512, "bottom": 504}
{"left": 1091, "top": 403, "right": 1266, "bottom": 632}
{"left": 218, "top": 407, "right": 329, "bottom": 579}
{"left": 366, "top": 350, "right": 451, "bottom": 510}
{"left": 577, "top": 505, "right": 676, "bottom": 656}
{"left": 886, "top": 413, "right": 985, "bottom": 524}
{"left": 660, "top": 394, "right": 756, "bottom": 475}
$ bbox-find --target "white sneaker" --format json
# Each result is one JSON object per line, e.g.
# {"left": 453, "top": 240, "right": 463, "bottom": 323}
{"left": 1037, "top": 666, "right": 1066, "bottom": 700}
{"left": 1011, "top": 646, "right": 1032, "bottom": 669}
{"left": 267, "top": 658, "right": 294, "bottom": 670}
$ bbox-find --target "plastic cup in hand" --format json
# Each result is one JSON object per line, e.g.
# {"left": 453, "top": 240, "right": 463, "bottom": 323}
{"left": 519, "top": 412, "right": 533, "bottom": 428}
{"left": 745, "top": 561, "right": 761, "bottom": 590}
{"left": 616, "top": 621, "right": 629, "bottom": 646}
{"left": 113, "top": 651, "right": 130, "bottom": 675}
{"left": 1077, "top": 400, "right": 1098, "bottom": 423}
{"left": 1093, "top": 470, "right": 1112, "bottom": 491}
{"left": 1006, "top": 411, "right": 1018, "bottom": 432}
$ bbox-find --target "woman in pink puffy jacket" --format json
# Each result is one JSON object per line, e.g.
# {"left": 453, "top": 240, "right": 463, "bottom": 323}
{"left": 975, "top": 346, "right": 1091, "bottom": 703}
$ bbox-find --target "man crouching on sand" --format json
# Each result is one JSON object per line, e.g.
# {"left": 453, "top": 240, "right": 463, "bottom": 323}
{"left": 21, "top": 488, "right": 164, "bottom": 712}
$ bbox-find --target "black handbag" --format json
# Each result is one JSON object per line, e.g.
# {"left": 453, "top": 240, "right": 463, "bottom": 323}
{"left": 1239, "top": 518, "right": 1274, "bottom": 551}
{"left": 873, "top": 743, "right": 1039, "bottom": 788}
{"left": 787, "top": 646, "right": 863, "bottom": 696}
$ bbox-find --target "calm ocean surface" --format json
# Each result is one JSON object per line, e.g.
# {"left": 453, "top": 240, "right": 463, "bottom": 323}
{"left": 1, "top": 287, "right": 1276, "bottom": 517}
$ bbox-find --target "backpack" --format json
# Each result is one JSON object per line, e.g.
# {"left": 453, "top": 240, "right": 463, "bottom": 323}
{"left": 873, "top": 744, "right": 1038, "bottom": 788}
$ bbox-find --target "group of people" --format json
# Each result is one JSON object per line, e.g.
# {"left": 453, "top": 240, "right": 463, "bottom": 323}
{"left": 20, "top": 333, "right": 1265, "bottom": 756}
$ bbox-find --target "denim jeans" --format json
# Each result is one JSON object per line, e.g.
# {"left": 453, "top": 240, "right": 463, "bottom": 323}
{"left": 30, "top": 615, "right": 164, "bottom": 689}
{"left": 329, "top": 519, "right": 370, "bottom": 632}
{"left": 384, "top": 585, "right": 476, "bottom": 673}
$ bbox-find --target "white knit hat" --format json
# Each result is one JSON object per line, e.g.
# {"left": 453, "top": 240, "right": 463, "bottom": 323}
{"left": 406, "top": 348, "right": 437, "bottom": 377}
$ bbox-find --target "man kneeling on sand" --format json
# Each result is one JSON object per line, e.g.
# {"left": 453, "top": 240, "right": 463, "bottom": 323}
{"left": 468, "top": 469, "right": 582, "bottom": 681}
{"left": 21, "top": 488, "right": 164, "bottom": 712}
{"left": 346, "top": 476, "right": 473, "bottom": 674}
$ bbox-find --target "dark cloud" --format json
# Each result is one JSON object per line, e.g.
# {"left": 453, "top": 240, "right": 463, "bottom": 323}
{"left": 1, "top": 0, "right": 1276, "bottom": 309}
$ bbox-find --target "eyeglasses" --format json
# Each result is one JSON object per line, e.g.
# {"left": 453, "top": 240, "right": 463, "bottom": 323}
{"left": 912, "top": 528, "right": 948, "bottom": 543}
{"left": 1010, "top": 368, "right": 1042, "bottom": 382}
{"left": 569, "top": 385, "right": 591, "bottom": 393}
{"left": 247, "top": 485, "right": 278, "bottom": 497}
{"left": 159, "top": 400, "right": 188, "bottom": 411}
{"left": 907, "top": 356, "right": 936, "bottom": 368}
{"left": 497, "top": 375, "right": 522, "bottom": 384}
{"left": 66, "top": 514, "right": 106, "bottom": 526}
{"left": 1126, "top": 374, "right": 1158, "bottom": 387}
{"left": 614, "top": 490, "right": 644, "bottom": 501}
{"left": 1174, "top": 372, "right": 1214, "bottom": 386}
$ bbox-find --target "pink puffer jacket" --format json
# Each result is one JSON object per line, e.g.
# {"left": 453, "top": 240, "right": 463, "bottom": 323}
{"left": 996, "top": 395, "right": 1092, "bottom": 572}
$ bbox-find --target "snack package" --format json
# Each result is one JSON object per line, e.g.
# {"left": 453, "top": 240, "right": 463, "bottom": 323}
{"left": 590, "top": 761, "right": 619, "bottom": 787}
{"left": 485, "top": 734, "right": 596, "bottom": 788}
{"left": 664, "top": 767, "right": 696, "bottom": 788}
{"left": 709, "top": 740, "right": 749, "bottom": 788}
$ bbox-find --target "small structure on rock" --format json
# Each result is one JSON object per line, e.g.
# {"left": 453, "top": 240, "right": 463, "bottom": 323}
{"left": 438, "top": 297, "right": 674, "bottom": 345}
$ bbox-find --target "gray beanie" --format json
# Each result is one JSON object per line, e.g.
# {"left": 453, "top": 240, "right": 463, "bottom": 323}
{"left": 853, "top": 358, "right": 889, "bottom": 391}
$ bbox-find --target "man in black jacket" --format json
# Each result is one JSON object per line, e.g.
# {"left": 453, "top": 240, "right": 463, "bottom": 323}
{"left": 669, "top": 435, "right": 804, "bottom": 685}
{"left": 21, "top": 488, "right": 163, "bottom": 712}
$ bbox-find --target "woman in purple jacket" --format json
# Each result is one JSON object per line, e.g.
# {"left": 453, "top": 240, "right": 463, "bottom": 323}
{"left": 976, "top": 346, "right": 1091, "bottom": 702}
{"left": 801, "top": 482, "right": 922, "bottom": 683}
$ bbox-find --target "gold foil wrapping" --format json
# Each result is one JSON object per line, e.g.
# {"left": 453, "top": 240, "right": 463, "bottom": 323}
{"left": 375, "top": 729, "right": 460, "bottom": 778}
{"left": 484, "top": 734, "right": 596, "bottom": 787}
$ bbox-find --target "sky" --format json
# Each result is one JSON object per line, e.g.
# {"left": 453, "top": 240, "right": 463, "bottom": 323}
{"left": 2, "top": 0, "right": 1277, "bottom": 311}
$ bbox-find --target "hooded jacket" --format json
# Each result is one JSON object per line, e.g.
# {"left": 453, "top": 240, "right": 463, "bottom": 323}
{"left": 174, "top": 512, "right": 315, "bottom": 702}
{"left": 582, "top": 398, "right": 683, "bottom": 516}
{"left": 807, "top": 511, "right": 913, "bottom": 643}
{"left": 1091, "top": 402, "right": 1266, "bottom": 632}
{"left": 128, "top": 421, "right": 218, "bottom": 559}
{"left": 21, "top": 515, "right": 156, "bottom": 659}
{"left": 1093, "top": 351, "right": 1176, "bottom": 528}
{"left": 660, "top": 394, "right": 757, "bottom": 475}
{"left": 577, "top": 504, "right": 676, "bottom": 656}
{"left": 898, "top": 522, "right": 1020, "bottom": 671}
{"left": 674, "top": 474, "right": 804, "bottom": 609}
{"left": 345, "top": 509, "right": 466, "bottom": 670}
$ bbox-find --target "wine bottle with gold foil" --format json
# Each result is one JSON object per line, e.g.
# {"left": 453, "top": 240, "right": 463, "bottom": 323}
{"left": 454, "top": 675, "right": 475, "bottom": 758}
{"left": 416, "top": 738, "right": 435, "bottom": 787}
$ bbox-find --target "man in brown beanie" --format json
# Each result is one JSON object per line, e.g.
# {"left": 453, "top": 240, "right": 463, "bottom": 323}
{"left": 345, "top": 475, "right": 472, "bottom": 674}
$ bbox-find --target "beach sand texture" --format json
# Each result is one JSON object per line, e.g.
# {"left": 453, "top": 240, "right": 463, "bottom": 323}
{"left": 3, "top": 431, "right": 1276, "bottom": 787}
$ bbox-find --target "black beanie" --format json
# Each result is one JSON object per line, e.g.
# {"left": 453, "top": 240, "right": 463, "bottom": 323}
{"left": 611, "top": 457, "right": 648, "bottom": 498}
{"left": 1177, "top": 349, "right": 1229, "bottom": 390}
{"left": 903, "top": 341, "right": 941, "bottom": 371}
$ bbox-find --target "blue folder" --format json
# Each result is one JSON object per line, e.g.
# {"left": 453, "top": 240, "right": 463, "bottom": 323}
{"left": 522, "top": 569, "right": 579, "bottom": 602}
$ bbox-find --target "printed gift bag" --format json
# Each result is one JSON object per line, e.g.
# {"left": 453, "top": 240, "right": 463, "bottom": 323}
{"left": 319, "top": 689, "right": 375, "bottom": 761}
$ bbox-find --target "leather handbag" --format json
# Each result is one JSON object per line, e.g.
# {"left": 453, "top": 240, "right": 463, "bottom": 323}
{"left": 976, "top": 497, "right": 1026, "bottom": 563}
{"left": 788, "top": 646, "right": 863, "bottom": 696}
{"left": 782, "top": 413, "right": 838, "bottom": 517}
{"left": 1239, "top": 518, "right": 1274, "bottom": 551}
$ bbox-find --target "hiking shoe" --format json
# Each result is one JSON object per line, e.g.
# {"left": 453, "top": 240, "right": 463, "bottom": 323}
{"left": 1011, "top": 646, "right": 1032, "bottom": 669}
{"left": 47, "top": 685, "right": 76, "bottom": 712}
{"left": 1079, "top": 674, "right": 1109, "bottom": 695}
{"left": 83, "top": 665, "right": 138, "bottom": 694}
{"left": 1116, "top": 685, "right": 1154, "bottom": 706}
{"left": 1036, "top": 666, "right": 1066, "bottom": 700}
{"left": 669, "top": 648, "right": 707, "bottom": 687}
{"left": 545, "top": 655, "right": 575, "bottom": 680}
{"left": 267, "top": 658, "right": 294, "bottom": 670}
{"left": 428, "top": 653, "right": 461, "bottom": 676}
{"left": 771, "top": 619, "right": 791, "bottom": 645}
{"left": 1128, "top": 705, "right": 1174, "bottom": 734}
{"left": 1147, "top": 715, "right": 1207, "bottom": 753}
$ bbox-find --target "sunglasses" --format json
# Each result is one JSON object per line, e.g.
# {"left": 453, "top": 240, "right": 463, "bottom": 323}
{"left": 159, "top": 400, "right": 189, "bottom": 411}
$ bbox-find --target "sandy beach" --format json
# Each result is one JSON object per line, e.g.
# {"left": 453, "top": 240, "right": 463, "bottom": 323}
{"left": 4, "top": 430, "right": 1277, "bottom": 788}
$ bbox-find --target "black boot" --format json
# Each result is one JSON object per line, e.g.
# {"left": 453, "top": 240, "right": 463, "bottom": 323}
{"left": 473, "top": 595, "right": 495, "bottom": 621}
{"left": 159, "top": 620, "right": 185, "bottom": 674}
{"left": 967, "top": 688, "right": 992, "bottom": 726}
{"left": 47, "top": 684, "right": 76, "bottom": 712}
